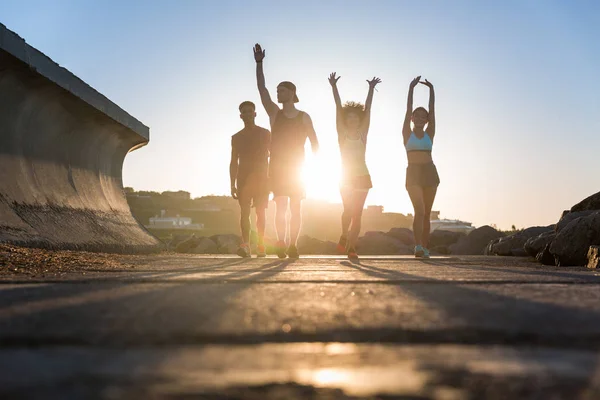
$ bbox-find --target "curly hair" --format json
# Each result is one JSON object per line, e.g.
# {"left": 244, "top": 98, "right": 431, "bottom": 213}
{"left": 342, "top": 101, "right": 365, "bottom": 120}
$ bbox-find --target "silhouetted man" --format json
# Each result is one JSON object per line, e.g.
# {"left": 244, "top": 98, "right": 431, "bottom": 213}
{"left": 253, "top": 43, "right": 319, "bottom": 259}
{"left": 230, "top": 101, "right": 271, "bottom": 257}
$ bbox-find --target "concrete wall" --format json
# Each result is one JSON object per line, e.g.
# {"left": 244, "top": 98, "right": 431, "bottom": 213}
{"left": 0, "top": 23, "right": 161, "bottom": 253}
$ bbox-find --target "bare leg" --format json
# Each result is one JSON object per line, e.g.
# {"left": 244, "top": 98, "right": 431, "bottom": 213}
{"left": 340, "top": 187, "right": 352, "bottom": 239}
{"left": 348, "top": 190, "right": 369, "bottom": 249}
{"left": 274, "top": 196, "right": 289, "bottom": 243}
{"left": 239, "top": 203, "right": 251, "bottom": 245}
{"left": 255, "top": 206, "right": 266, "bottom": 246}
{"left": 289, "top": 196, "right": 303, "bottom": 247}
{"left": 407, "top": 186, "right": 426, "bottom": 246}
{"left": 422, "top": 186, "right": 438, "bottom": 248}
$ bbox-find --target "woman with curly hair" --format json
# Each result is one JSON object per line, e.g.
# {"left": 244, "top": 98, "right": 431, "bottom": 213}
{"left": 328, "top": 72, "right": 381, "bottom": 260}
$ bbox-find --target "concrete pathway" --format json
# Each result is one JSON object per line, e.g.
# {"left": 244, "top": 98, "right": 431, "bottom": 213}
{"left": 2, "top": 256, "right": 600, "bottom": 399}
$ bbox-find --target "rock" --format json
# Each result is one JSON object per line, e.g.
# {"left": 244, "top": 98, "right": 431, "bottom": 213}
{"left": 524, "top": 231, "right": 556, "bottom": 257}
{"left": 549, "top": 211, "right": 600, "bottom": 266}
{"left": 168, "top": 233, "right": 193, "bottom": 250}
{"left": 536, "top": 244, "right": 555, "bottom": 266}
{"left": 571, "top": 191, "right": 600, "bottom": 212}
{"left": 298, "top": 235, "right": 336, "bottom": 255}
{"left": 357, "top": 231, "right": 412, "bottom": 255}
{"left": 587, "top": 246, "right": 600, "bottom": 269}
{"left": 429, "top": 230, "right": 465, "bottom": 248}
{"left": 210, "top": 234, "right": 241, "bottom": 254}
{"left": 486, "top": 226, "right": 553, "bottom": 256}
{"left": 430, "top": 245, "right": 450, "bottom": 255}
{"left": 449, "top": 226, "right": 505, "bottom": 255}
{"left": 556, "top": 210, "right": 597, "bottom": 232}
{"left": 174, "top": 234, "right": 201, "bottom": 253}
{"left": 190, "top": 237, "right": 218, "bottom": 254}
{"left": 385, "top": 228, "right": 415, "bottom": 246}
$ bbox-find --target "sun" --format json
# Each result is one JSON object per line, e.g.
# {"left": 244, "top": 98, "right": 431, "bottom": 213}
{"left": 302, "top": 150, "right": 342, "bottom": 203}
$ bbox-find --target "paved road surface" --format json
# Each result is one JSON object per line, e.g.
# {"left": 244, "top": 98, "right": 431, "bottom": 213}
{"left": 2, "top": 255, "right": 600, "bottom": 399}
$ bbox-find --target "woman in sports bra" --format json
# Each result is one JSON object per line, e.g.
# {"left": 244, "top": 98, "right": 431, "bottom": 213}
{"left": 328, "top": 72, "right": 381, "bottom": 260}
{"left": 403, "top": 75, "right": 439, "bottom": 258}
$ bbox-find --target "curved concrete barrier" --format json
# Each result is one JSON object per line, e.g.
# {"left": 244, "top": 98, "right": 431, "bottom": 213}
{"left": 0, "top": 24, "right": 161, "bottom": 253}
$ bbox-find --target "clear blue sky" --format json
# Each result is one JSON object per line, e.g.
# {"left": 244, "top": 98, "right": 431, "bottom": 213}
{"left": 1, "top": 0, "right": 599, "bottom": 229}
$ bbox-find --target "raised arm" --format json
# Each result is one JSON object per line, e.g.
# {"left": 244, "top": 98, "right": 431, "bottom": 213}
{"left": 229, "top": 138, "right": 239, "bottom": 199}
{"left": 361, "top": 76, "right": 382, "bottom": 135}
{"left": 254, "top": 43, "right": 279, "bottom": 119}
{"left": 420, "top": 79, "right": 435, "bottom": 138}
{"left": 402, "top": 75, "right": 421, "bottom": 143}
{"left": 303, "top": 113, "right": 320, "bottom": 154}
{"left": 328, "top": 72, "right": 344, "bottom": 137}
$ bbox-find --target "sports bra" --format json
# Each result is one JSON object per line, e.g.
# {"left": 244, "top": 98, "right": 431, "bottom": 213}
{"left": 405, "top": 132, "right": 433, "bottom": 152}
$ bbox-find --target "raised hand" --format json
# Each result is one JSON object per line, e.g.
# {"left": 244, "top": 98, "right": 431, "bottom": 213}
{"left": 328, "top": 72, "right": 341, "bottom": 86}
{"left": 410, "top": 75, "right": 421, "bottom": 89}
{"left": 367, "top": 76, "right": 382, "bottom": 88}
{"left": 253, "top": 43, "right": 265, "bottom": 63}
{"left": 419, "top": 78, "right": 434, "bottom": 89}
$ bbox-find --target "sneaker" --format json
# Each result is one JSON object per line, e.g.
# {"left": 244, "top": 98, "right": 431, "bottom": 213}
{"left": 287, "top": 245, "right": 300, "bottom": 259}
{"left": 336, "top": 235, "right": 348, "bottom": 254}
{"left": 422, "top": 248, "right": 431, "bottom": 259}
{"left": 347, "top": 247, "right": 359, "bottom": 261}
{"left": 275, "top": 240, "right": 287, "bottom": 259}
{"left": 237, "top": 243, "right": 251, "bottom": 258}
{"left": 414, "top": 245, "right": 425, "bottom": 258}
{"left": 256, "top": 244, "right": 266, "bottom": 258}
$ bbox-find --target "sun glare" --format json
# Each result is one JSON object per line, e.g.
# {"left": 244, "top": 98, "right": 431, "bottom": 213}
{"left": 302, "top": 150, "right": 342, "bottom": 203}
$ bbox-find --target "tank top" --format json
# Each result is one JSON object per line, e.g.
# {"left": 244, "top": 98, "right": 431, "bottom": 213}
{"left": 270, "top": 110, "right": 307, "bottom": 169}
{"left": 340, "top": 133, "right": 369, "bottom": 178}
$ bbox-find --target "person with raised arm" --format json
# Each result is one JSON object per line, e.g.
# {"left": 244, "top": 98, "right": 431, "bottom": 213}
{"left": 253, "top": 43, "right": 319, "bottom": 259}
{"left": 402, "top": 76, "right": 439, "bottom": 258}
{"left": 328, "top": 72, "right": 381, "bottom": 260}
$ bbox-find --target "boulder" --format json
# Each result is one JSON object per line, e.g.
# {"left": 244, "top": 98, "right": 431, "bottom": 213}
{"left": 556, "top": 210, "right": 597, "bottom": 232}
{"left": 549, "top": 211, "right": 600, "bottom": 266}
{"left": 430, "top": 245, "right": 451, "bottom": 255}
{"left": 524, "top": 231, "right": 556, "bottom": 258}
{"left": 587, "top": 246, "right": 600, "bottom": 269}
{"left": 486, "top": 226, "right": 553, "bottom": 256}
{"left": 357, "top": 231, "right": 412, "bottom": 255}
{"left": 536, "top": 243, "right": 555, "bottom": 266}
{"left": 571, "top": 191, "right": 600, "bottom": 212}
{"left": 298, "top": 235, "right": 337, "bottom": 255}
{"left": 174, "top": 234, "right": 201, "bottom": 253}
{"left": 385, "top": 228, "right": 415, "bottom": 246}
{"left": 429, "top": 230, "right": 465, "bottom": 248}
{"left": 211, "top": 234, "right": 242, "bottom": 254}
{"left": 190, "top": 237, "right": 218, "bottom": 254}
{"left": 449, "top": 226, "right": 505, "bottom": 255}
{"left": 168, "top": 233, "right": 193, "bottom": 250}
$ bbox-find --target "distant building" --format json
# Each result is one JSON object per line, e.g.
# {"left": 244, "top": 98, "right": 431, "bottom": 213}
{"left": 430, "top": 213, "right": 474, "bottom": 234}
{"left": 365, "top": 205, "right": 384, "bottom": 215}
{"left": 146, "top": 210, "right": 203, "bottom": 230}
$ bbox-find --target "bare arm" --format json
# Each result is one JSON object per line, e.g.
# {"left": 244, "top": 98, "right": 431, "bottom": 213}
{"left": 253, "top": 44, "right": 279, "bottom": 119}
{"left": 402, "top": 75, "right": 421, "bottom": 143}
{"left": 362, "top": 76, "right": 382, "bottom": 136}
{"left": 303, "top": 113, "right": 320, "bottom": 154}
{"left": 420, "top": 79, "right": 435, "bottom": 138}
{"left": 328, "top": 72, "right": 344, "bottom": 138}
{"left": 229, "top": 138, "right": 239, "bottom": 199}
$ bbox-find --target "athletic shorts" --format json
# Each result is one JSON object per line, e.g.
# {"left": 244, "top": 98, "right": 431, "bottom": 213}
{"left": 341, "top": 174, "right": 373, "bottom": 191}
{"left": 405, "top": 162, "right": 440, "bottom": 188}
{"left": 238, "top": 173, "right": 269, "bottom": 209}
